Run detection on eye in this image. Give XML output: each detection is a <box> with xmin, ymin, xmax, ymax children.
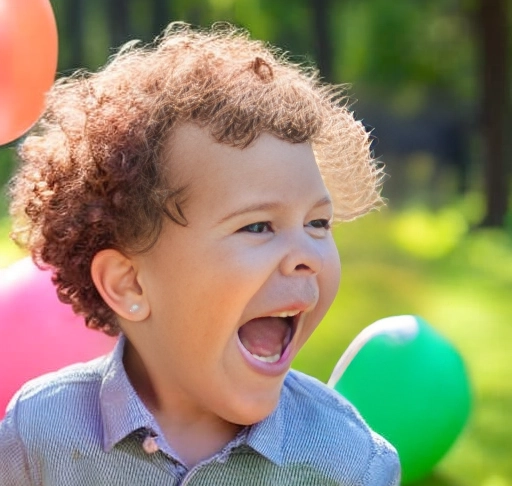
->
<box><xmin>307</xmin><ymin>219</ymin><xmax>331</xmax><ymax>230</ymax></box>
<box><xmin>238</xmin><ymin>222</ymin><xmax>273</xmax><ymax>233</ymax></box>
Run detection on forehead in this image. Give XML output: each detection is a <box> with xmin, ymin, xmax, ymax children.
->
<box><xmin>162</xmin><ymin>123</ymin><xmax>330</xmax><ymax>219</ymax></box>
<box><xmin>166</xmin><ymin>123</ymin><xmax>318</xmax><ymax>183</ymax></box>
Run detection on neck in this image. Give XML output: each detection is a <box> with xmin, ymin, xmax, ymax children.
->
<box><xmin>122</xmin><ymin>339</ymin><xmax>243</xmax><ymax>467</ymax></box>
<box><xmin>154</xmin><ymin>409</ymin><xmax>243</xmax><ymax>467</ymax></box>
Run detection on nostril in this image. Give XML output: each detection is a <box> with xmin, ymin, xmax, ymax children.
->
<box><xmin>280</xmin><ymin>238</ymin><xmax>324</xmax><ymax>276</ymax></box>
<box><xmin>295</xmin><ymin>263</ymin><xmax>311</xmax><ymax>271</ymax></box>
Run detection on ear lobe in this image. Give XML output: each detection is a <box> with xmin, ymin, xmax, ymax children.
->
<box><xmin>91</xmin><ymin>249</ymin><xmax>149</xmax><ymax>321</ymax></box>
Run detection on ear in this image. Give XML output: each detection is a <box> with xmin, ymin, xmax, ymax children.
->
<box><xmin>91</xmin><ymin>249</ymin><xmax>150</xmax><ymax>321</ymax></box>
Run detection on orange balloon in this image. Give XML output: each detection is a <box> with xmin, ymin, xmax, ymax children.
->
<box><xmin>0</xmin><ymin>0</ymin><xmax>58</xmax><ymax>145</ymax></box>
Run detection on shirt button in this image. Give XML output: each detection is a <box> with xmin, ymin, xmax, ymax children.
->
<box><xmin>142</xmin><ymin>435</ymin><xmax>159</xmax><ymax>454</ymax></box>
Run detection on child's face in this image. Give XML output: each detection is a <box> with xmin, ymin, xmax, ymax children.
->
<box><xmin>131</xmin><ymin>124</ymin><xmax>341</xmax><ymax>426</ymax></box>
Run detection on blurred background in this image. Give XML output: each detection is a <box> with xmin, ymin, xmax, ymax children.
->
<box><xmin>0</xmin><ymin>0</ymin><xmax>511</xmax><ymax>484</ymax></box>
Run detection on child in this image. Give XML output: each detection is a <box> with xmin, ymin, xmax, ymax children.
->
<box><xmin>0</xmin><ymin>23</ymin><xmax>400</xmax><ymax>485</ymax></box>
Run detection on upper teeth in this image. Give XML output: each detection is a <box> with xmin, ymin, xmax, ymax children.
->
<box><xmin>269</xmin><ymin>310</ymin><xmax>300</xmax><ymax>318</ymax></box>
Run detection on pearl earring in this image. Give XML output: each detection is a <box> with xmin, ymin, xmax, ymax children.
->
<box><xmin>129</xmin><ymin>304</ymin><xmax>141</xmax><ymax>314</ymax></box>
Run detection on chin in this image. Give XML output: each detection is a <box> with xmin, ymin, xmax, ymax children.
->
<box><xmin>223</xmin><ymin>388</ymin><xmax>282</xmax><ymax>426</ymax></box>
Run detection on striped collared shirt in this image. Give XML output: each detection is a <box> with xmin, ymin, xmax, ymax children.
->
<box><xmin>0</xmin><ymin>336</ymin><xmax>400</xmax><ymax>485</ymax></box>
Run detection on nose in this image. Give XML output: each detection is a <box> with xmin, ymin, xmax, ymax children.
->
<box><xmin>279</xmin><ymin>231</ymin><xmax>325</xmax><ymax>276</ymax></box>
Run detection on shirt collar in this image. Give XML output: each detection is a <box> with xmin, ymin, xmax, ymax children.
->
<box><xmin>99</xmin><ymin>334</ymin><xmax>286</xmax><ymax>465</ymax></box>
<box><xmin>245</xmin><ymin>393</ymin><xmax>285</xmax><ymax>466</ymax></box>
<box><xmin>100</xmin><ymin>335</ymin><xmax>158</xmax><ymax>452</ymax></box>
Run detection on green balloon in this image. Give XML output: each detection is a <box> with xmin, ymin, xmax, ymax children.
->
<box><xmin>331</xmin><ymin>316</ymin><xmax>471</xmax><ymax>484</ymax></box>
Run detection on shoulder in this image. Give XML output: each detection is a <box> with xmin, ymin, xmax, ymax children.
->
<box><xmin>4</xmin><ymin>356</ymin><xmax>108</xmax><ymax>446</ymax></box>
<box><xmin>8</xmin><ymin>355</ymin><xmax>107</xmax><ymax>409</ymax></box>
<box><xmin>0</xmin><ymin>357</ymin><xmax>110</xmax><ymax>484</ymax></box>
<box><xmin>282</xmin><ymin>368</ymin><xmax>365</xmax><ymax>421</ymax></box>
<box><xmin>279</xmin><ymin>370</ymin><xmax>400</xmax><ymax>485</ymax></box>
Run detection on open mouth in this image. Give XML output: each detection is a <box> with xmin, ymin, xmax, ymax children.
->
<box><xmin>237</xmin><ymin>311</ymin><xmax>299</xmax><ymax>364</ymax></box>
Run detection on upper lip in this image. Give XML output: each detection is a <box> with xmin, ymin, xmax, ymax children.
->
<box><xmin>268</xmin><ymin>310</ymin><xmax>301</xmax><ymax>318</ymax></box>
<box><xmin>262</xmin><ymin>301</ymin><xmax>316</xmax><ymax>318</ymax></box>
<box><xmin>239</xmin><ymin>301</ymin><xmax>315</xmax><ymax>328</ymax></box>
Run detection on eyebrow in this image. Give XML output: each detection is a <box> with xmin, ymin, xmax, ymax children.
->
<box><xmin>217</xmin><ymin>195</ymin><xmax>333</xmax><ymax>224</ymax></box>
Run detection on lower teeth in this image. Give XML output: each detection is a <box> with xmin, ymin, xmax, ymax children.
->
<box><xmin>251</xmin><ymin>353</ymin><xmax>281</xmax><ymax>363</ymax></box>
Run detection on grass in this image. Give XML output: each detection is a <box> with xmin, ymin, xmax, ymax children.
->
<box><xmin>1</xmin><ymin>200</ymin><xmax>511</xmax><ymax>485</ymax></box>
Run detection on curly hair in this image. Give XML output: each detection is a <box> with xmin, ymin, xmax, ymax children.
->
<box><xmin>9</xmin><ymin>22</ymin><xmax>384</xmax><ymax>335</ymax></box>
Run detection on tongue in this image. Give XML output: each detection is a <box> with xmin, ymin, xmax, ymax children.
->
<box><xmin>238</xmin><ymin>317</ymin><xmax>290</xmax><ymax>358</ymax></box>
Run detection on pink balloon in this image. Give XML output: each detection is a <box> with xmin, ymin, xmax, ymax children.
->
<box><xmin>0</xmin><ymin>258</ymin><xmax>115</xmax><ymax>418</ymax></box>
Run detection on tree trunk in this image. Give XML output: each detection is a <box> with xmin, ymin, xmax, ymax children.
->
<box><xmin>309</xmin><ymin>0</ymin><xmax>333</xmax><ymax>82</ymax></box>
<box><xmin>65</xmin><ymin>0</ymin><xmax>85</xmax><ymax>69</ymax></box>
<box><xmin>477</xmin><ymin>0</ymin><xmax>510</xmax><ymax>227</ymax></box>
<box><xmin>152</xmin><ymin>0</ymin><xmax>173</xmax><ymax>36</ymax></box>
<box><xmin>107</xmin><ymin>0</ymin><xmax>132</xmax><ymax>48</ymax></box>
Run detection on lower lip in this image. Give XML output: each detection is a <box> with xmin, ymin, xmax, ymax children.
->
<box><xmin>237</xmin><ymin>336</ymin><xmax>293</xmax><ymax>377</ymax></box>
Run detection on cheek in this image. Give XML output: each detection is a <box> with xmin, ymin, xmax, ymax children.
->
<box><xmin>204</xmin><ymin>244</ymin><xmax>280</xmax><ymax>296</ymax></box>
<box><xmin>299</xmin><ymin>242</ymin><xmax>341</xmax><ymax>340</ymax></box>
<box><xmin>169</xmin><ymin>253</ymin><xmax>274</xmax><ymax>336</ymax></box>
